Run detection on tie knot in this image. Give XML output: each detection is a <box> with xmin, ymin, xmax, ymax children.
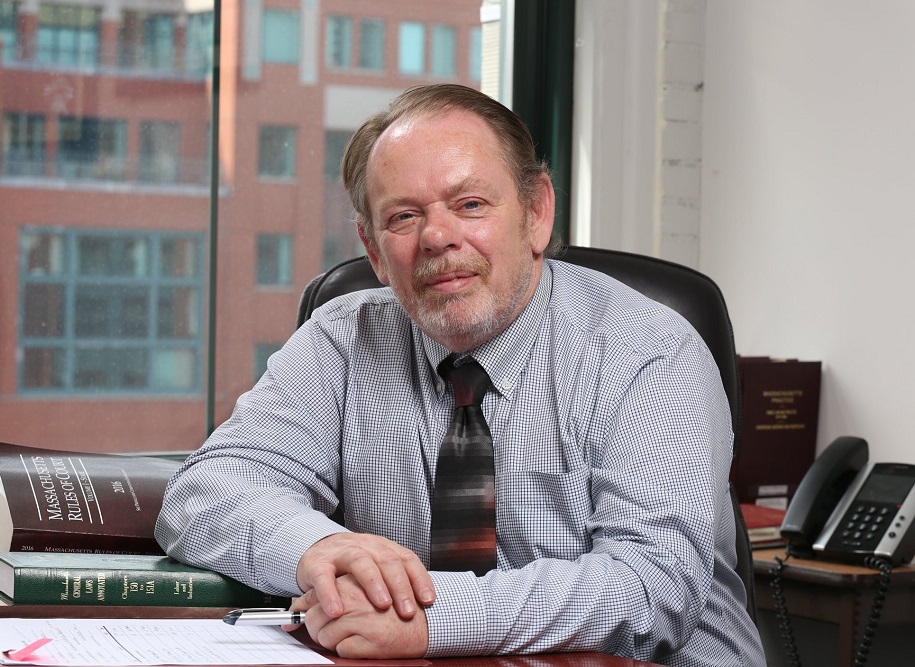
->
<box><xmin>439</xmin><ymin>357</ymin><xmax>490</xmax><ymax>407</ymax></box>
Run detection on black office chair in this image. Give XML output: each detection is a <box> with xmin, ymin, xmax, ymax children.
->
<box><xmin>297</xmin><ymin>245</ymin><xmax>757</xmax><ymax>624</ymax></box>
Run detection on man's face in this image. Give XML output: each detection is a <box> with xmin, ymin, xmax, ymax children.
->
<box><xmin>360</xmin><ymin>109</ymin><xmax>554</xmax><ymax>352</ymax></box>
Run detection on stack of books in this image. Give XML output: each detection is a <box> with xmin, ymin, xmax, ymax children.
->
<box><xmin>0</xmin><ymin>442</ymin><xmax>288</xmax><ymax>609</ymax></box>
<box><xmin>740</xmin><ymin>503</ymin><xmax>787</xmax><ymax>549</ymax></box>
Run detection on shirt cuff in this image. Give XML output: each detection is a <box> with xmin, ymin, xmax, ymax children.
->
<box><xmin>424</xmin><ymin>571</ymin><xmax>489</xmax><ymax>657</ymax></box>
<box><xmin>260</xmin><ymin>509</ymin><xmax>350</xmax><ymax>595</ymax></box>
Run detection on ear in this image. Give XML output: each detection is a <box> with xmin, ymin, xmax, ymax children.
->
<box><xmin>358</xmin><ymin>224</ymin><xmax>391</xmax><ymax>285</ymax></box>
<box><xmin>527</xmin><ymin>173</ymin><xmax>556</xmax><ymax>255</ymax></box>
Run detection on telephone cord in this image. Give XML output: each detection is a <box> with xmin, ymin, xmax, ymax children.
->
<box><xmin>769</xmin><ymin>554</ymin><xmax>803</xmax><ymax>667</ymax></box>
<box><xmin>771</xmin><ymin>551</ymin><xmax>894</xmax><ymax>667</ymax></box>
<box><xmin>853</xmin><ymin>556</ymin><xmax>892</xmax><ymax>667</ymax></box>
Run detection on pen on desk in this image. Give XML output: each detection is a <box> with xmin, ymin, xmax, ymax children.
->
<box><xmin>223</xmin><ymin>608</ymin><xmax>305</xmax><ymax>626</ymax></box>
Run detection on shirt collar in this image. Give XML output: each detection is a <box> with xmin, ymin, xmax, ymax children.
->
<box><xmin>420</xmin><ymin>261</ymin><xmax>553</xmax><ymax>397</ymax></box>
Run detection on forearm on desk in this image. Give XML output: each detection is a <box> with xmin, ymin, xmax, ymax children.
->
<box><xmin>424</xmin><ymin>543</ymin><xmax>711</xmax><ymax>660</ymax></box>
<box><xmin>155</xmin><ymin>456</ymin><xmax>348</xmax><ymax>596</ymax></box>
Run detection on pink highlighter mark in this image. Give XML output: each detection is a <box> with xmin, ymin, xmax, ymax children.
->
<box><xmin>4</xmin><ymin>637</ymin><xmax>53</xmax><ymax>662</ymax></box>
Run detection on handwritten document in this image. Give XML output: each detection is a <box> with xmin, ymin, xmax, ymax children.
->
<box><xmin>0</xmin><ymin>618</ymin><xmax>333</xmax><ymax>666</ymax></box>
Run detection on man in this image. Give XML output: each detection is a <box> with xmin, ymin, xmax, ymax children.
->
<box><xmin>155</xmin><ymin>84</ymin><xmax>765</xmax><ymax>666</ymax></box>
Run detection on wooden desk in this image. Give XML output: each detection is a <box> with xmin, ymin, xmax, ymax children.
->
<box><xmin>0</xmin><ymin>605</ymin><xmax>662</xmax><ymax>667</ymax></box>
<box><xmin>753</xmin><ymin>547</ymin><xmax>915</xmax><ymax>667</ymax></box>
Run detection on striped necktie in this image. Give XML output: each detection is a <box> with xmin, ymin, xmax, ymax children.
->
<box><xmin>429</xmin><ymin>356</ymin><xmax>497</xmax><ymax>576</ymax></box>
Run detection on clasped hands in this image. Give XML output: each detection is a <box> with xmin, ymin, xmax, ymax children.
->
<box><xmin>287</xmin><ymin>533</ymin><xmax>435</xmax><ymax>658</ymax></box>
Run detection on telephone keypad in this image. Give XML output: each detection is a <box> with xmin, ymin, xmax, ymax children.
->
<box><xmin>836</xmin><ymin>502</ymin><xmax>899</xmax><ymax>551</ymax></box>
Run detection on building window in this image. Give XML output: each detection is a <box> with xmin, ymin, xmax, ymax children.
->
<box><xmin>359</xmin><ymin>18</ymin><xmax>384</xmax><ymax>70</ymax></box>
<box><xmin>324</xmin><ymin>130</ymin><xmax>351</xmax><ymax>182</ymax></box>
<box><xmin>36</xmin><ymin>4</ymin><xmax>100</xmax><ymax>67</ymax></box>
<box><xmin>19</xmin><ymin>229</ymin><xmax>203</xmax><ymax>394</ymax></box>
<box><xmin>119</xmin><ymin>11</ymin><xmax>175</xmax><ymax>71</ymax></box>
<box><xmin>469</xmin><ymin>27</ymin><xmax>481</xmax><ymax>81</ymax></box>
<box><xmin>256</xmin><ymin>234</ymin><xmax>292</xmax><ymax>286</ymax></box>
<box><xmin>398</xmin><ymin>22</ymin><xmax>424</xmax><ymax>75</ymax></box>
<box><xmin>431</xmin><ymin>25</ymin><xmax>456</xmax><ymax>77</ymax></box>
<box><xmin>2</xmin><ymin>112</ymin><xmax>45</xmax><ymax>177</ymax></box>
<box><xmin>258</xmin><ymin>125</ymin><xmax>296</xmax><ymax>179</ymax></box>
<box><xmin>253</xmin><ymin>342</ymin><xmax>283</xmax><ymax>383</ymax></box>
<box><xmin>139</xmin><ymin>121</ymin><xmax>180</xmax><ymax>183</ymax></box>
<box><xmin>263</xmin><ymin>9</ymin><xmax>299</xmax><ymax>64</ymax></box>
<box><xmin>57</xmin><ymin>116</ymin><xmax>127</xmax><ymax>181</ymax></box>
<box><xmin>185</xmin><ymin>11</ymin><xmax>213</xmax><ymax>75</ymax></box>
<box><xmin>0</xmin><ymin>1</ymin><xmax>17</xmax><ymax>62</ymax></box>
<box><xmin>326</xmin><ymin>15</ymin><xmax>352</xmax><ymax>68</ymax></box>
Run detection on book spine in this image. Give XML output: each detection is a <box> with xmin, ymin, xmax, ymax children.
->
<box><xmin>9</xmin><ymin>530</ymin><xmax>165</xmax><ymax>556</ymax></box>
<box><xmin>9</xmin><ymin>567</ymin><xmax>288</xmax><ymax>608</ymax></box>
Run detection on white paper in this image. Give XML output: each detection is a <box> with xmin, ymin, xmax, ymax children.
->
<box><xmin>0</xmin><ymin>618</ymin><xmax>333</xmax><ymax>666</ymax></box>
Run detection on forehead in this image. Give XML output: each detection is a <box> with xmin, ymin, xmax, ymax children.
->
<box><xmin>368</xmin><ymin>109</ymin><xmax>504</xmax><ymax>173</ymax></box>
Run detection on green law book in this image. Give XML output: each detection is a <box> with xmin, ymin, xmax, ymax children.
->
<box><xmin>0</xmin><ymin>552</ymin><xmax>290</xmax><ymax>608</ymax></box>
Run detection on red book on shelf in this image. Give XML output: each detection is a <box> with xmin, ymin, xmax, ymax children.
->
<box><xmin>740</xmin><ymin>503</ymin><xmax>787</xmax><ymax>548</ymax></box>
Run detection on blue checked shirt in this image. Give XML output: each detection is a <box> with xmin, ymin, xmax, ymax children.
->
<box><xmin>155</xmin><ymin>260</ymin><xmax>765</xmax><ymax>667</ymax></box>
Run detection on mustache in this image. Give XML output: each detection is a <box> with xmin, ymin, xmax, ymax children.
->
<box><xmin>411</xmin><ymin>255</ymin><xmax>490</xmax><ymax>291</ymax></box>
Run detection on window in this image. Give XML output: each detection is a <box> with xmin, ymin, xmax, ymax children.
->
<box><xmin>324</xmin><ymin>130</ymin><xmax>352</xmax><ymax>182</ymax></box>
<box><xmin>359</xmin><ymin>19</ymin><xmax>384</xmax><ymax>70</ymax></box>
<box><xmin>253</xmin><ymin>342</ymin><xmax>283</xmax><ymax>383</ymax></box>
<box><xmin>57</xmin><ymin>117</ymin><xmax>127</xmax><ymax>181</ymax></box>
<box><xmin>2</xmin><ymin>112</ymin><xmax>45</xmax><ymax>177</ymax></box>
<box><xmin>185</xmin><ymin>11</ymin><xmax>214</xmax><ymax>75</ymax></box>
<box><xmin>326</xmin><ymin>15</ymin><xmax>352</xmax><ymax>68</ymax></box>
<box><xmin>398</xmin><ymin>22</ymin><xmax>424</xmax><ymax>75</ymax></box>
<box><xmin>20</xmin><ymin>229</ymin><xmax>203</xmax><ymax>394</ymax></box>
<box><xmin>36</xmin><ymin>4</ymin><xmax>100</xmax><ymax>67</ymax></box>
<box><xmin>0</xmin><ymin>1</ymin><xmax>17</xmax><ymax>62</ymax></box>
<box><xmin>256</xmin><ymin>234</ymin><xmax>292</xmax><ymax>286</ymax></box>
<box><xmin>263</xmin><ymin>9</ymin><xmax>299</xmax><ymax>64</ymax></box>
<box><xmin>119</xmin><ymin>12</ymin><xmax>175</xmax><ymax>71</ymax></box>
<box><xmin>139</xmin><ymin>121</ymin><xmax>180</xmax><ymax>183</ymax></box>
<box><xmin>3</xmin><ymin>0</ymin><xmax>496</xmax><ymax>453</ymax></box>
<box><xmin>258</xmin><ymin>125</ymin><xmax>296</xmax><ymax>179</ymax></box>
<box><xmin>469</xmin><ymin>27</ymin><xmax>482</xmax><ymax>81</ymax></box>
<box><xmin>430</xmin><ymin>25</ymin><xmax>456</xmax><ymax>77</ymax></box>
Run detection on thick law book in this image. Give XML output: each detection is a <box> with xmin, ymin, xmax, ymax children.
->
<box><xmin>730</xmin><ymin>357</ymin><xmax>822</xmax><ymax>509</ymax></box>
<box><xmin>0</xmin><ymin>552</ymin><xmax>289</xmax><ymax>608</ymax></box>
<box><xmin>0</xmin><ymin>442</ymin><xmax>181</xmax><ymax>555</ymax></box>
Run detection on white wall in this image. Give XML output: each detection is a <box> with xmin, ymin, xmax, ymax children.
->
<box><xmin>700</xmin><ymin>1</ymin><xmax>915</xmax><ymax>463</ymax></box>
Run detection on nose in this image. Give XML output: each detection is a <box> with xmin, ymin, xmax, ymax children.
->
<box><xmin>419</xmin><ymin>206</ymin><xmax>462</xmax><ymax>254</ymax></box>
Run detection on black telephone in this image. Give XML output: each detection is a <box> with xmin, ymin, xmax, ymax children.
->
<box><xmin>772</xmin><ymin>437</ymin><xmax>915</xmax><ymax>666</ymax></box>
<box><xmin>781</xmin><ymin>435</ymin><xmax>915</xmax><ymax>565</ymax></box>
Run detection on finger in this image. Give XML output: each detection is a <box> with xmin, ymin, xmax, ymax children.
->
<box><xmin>345</xmin><ymin>551</ymin><xmax>393</xmax><ymax>610</ymax></box>
<box><xmin>376</xmin><ymin>555</ymin><xmax>418</xmax><ymax>617</ymax></box>
<box><xmin>308</xmin><ymin>609</ymin><xmax>363</xmax><ymax>655</ymax></box>
<box><xmin>308</xmin><ymin>568</ymin><xmax>345</xmax><ymax>618</ymax></box>
<box><xmin>303</xmin><ymin>604</ymin><xmax>334</xmax><ymax>650</ymax></box>
<box><xmin>299</xmin><ymin>588</ymin><xmax>320</xmax><ymax>611</ymax></box>
<box><xmin>334</xmin><ymin>635</ymin><xmax>376</xmax><ymax>660</ymax></box>
<box><xmin>282</xmin><ymin>590</ymin><xmax>317</xmax><ymax>631</ymax></box>
<box><xmin>403</xmin><ymin>555</ymin><xmax>436</xmax><ymax>606</ymax></box>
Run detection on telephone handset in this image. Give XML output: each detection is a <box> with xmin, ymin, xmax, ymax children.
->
<box><xmin>780</xmin><ymin>435</ymin><xmax>915</xmax><ymax>565</ymax></box>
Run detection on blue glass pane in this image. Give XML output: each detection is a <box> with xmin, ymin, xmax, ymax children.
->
<box><xmin>263</xmin><ymin>10</ymin><xmax>299</xmax><ymax>64</ymax></box>
<box><xmin>398</xmin><ymin>22</ymin><xmax>424</xmax><ymax>74</ymax></box>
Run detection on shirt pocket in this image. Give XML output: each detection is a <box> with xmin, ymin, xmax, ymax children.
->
<box><xmin>497</xmin><ymin>466</ymin><xmax>592</xmax><ymax>562</ymax></box>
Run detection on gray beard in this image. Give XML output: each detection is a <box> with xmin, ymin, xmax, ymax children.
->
<box><xmin>386</xmin><ymin>251</ymin><xmax>534</xmax><ymax>351</ymax></box>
